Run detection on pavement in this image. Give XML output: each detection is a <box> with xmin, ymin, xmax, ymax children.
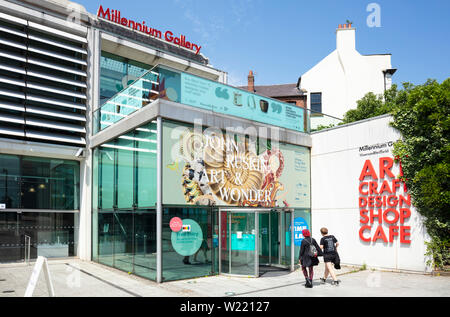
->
<box><xmin>0</xmin><ymin>258</ymin><xmax>449</xmax><ymax>297</ymax></box>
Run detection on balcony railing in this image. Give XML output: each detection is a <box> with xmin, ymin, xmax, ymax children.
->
<box><xmin>94</xmin><ymin>65</ymin><xmax>343</xmax><ymax>135</ymax></box>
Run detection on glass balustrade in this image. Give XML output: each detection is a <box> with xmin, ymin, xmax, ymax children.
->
<box><xmin>94</xmin><ymin>65</ymin><xmax>319</xmax><ymax>134</ymax></box>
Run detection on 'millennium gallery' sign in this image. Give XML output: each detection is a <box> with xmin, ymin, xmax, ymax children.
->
<box><xmin>97</xmin><ymin>5</ymin><xmax>202</xmax><ymax>55</ymax></box>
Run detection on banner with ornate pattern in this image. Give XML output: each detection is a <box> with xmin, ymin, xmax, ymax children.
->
<box><xmin>163</xmin><ymin>121</ymin><xmax>310</xmax><ymax>208</ymax></box>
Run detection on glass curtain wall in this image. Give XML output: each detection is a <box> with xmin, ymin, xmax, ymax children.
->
<box><xmin>162</xmin><ymin>207</ymin><xmax>216</xmax><ymax>282</ymax></box>
<box><xmin>92</xmin><ymin>121</ymin><xmax>157</xmax><ymax>280</ymax></box>
<box><xmin>0</xmin><ymin>154</ymin><xmax>80</xmax><ymax>210</ymax></box>
<box><xmin>0</xmin><ymin>212</ymin><xmax>76</xmax><ymax>262</ymax></box>
<box><xmin>0</xmin><ymin>154</ymin><xmax>79</xmax><ymax>263</ymax></box>
<box><xmin>100</xmin><ymin>52</ymin><xmax>152</xmax><ymax>106</ymax></box>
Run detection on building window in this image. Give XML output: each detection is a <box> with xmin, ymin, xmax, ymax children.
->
<box><xmin>100</xmin><ymin>51</ymin><xmax>152</xmax><ymax>106</ymax></box>
<box><xmin>310</xmin><ymin>93</ymin><xmax>322</xmax><ymax>115</ymax></box>
<box><xmin>0</xmin><ymin>154</ymin><xmax>80</xmax><ymax>210</ymax></box>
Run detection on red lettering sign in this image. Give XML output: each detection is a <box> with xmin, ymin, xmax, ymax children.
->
<box><xmin>97</xmin><ymin>5</ymin><xmax>202</xmax><ymax>55</ymax></box>
<box><xmin>358</xmin><ymin>157</ymin><xmax>412</xmax><ymax>245</ymax></box>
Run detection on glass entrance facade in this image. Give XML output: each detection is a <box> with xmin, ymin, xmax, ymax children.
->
<box><xmin>92</xmin><ymin>120</ymin><xmax>158</xmax><ymax>279</ymax></box>
<box><xmin>0</xmin><ymin>154</ymin><xmax>79</xmax><ymax>262</ymax></box>
<box><xmin>92</xmin><ymin>62</ymin><xmax>311</xmax><ymax>282</ymax></box>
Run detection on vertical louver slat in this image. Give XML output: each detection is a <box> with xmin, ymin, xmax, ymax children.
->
<box><xmin>0</xmin><ymin>12</ymin><xmax>87</xmax><ymax>147</ymax></box>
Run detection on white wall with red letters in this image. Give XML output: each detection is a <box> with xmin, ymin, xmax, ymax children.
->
<box><xmin>311</xmin><ymin>114</ymin><xmax>431</xmax><ymax>272</ymax></box>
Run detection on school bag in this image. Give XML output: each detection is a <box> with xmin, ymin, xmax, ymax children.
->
<box><xmin>304</xmin><ymin>238</ymin><xmax>318</xmax><ymax>257</ymax></box>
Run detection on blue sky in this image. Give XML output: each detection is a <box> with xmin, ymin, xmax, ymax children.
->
<box><xmin>77</xmin><ymin>0</ymin><xmax>450</xmax><ymax>87</ymax></box>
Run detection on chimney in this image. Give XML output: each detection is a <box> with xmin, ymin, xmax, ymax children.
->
<box><xmin>336</xmin><ymin>23</ymin><xmax>355</xmax><ymax>52</ymax></box>
<box><xmin>248</xmin><ymin>70</ymin><xmax>255</xmax><ymax>92</ymax></box>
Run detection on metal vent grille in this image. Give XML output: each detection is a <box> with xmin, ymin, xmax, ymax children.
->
<box><xmin>0</xmin><ymin>12</ymin><xmax>87</xmax><ymax>147</ymax></box>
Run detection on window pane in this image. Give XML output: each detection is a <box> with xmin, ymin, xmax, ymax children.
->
<box><xmin>100</xmin><ymin>51</ymin><xmax>152</xmax><ymax>106</ymax></box>
<box><xmin>0</xmin><ymin>154</ymin><xmax>21</xmax><ymax>209</ymax></box>
<box><xmin>116</xmin><ymin>137</ymin><xmax>135</xmax><ymax>209</ymax></box>
<box><xmin>133</xmin><ymin>210</ymin><xmax>157</xmax><ymax>280</ymax></box>
<box><xmin>100</xmin><ymin>52</ymin><xmax>127</xmax><ymax>105</ymax></box>
<box><xmin>99</xmin><ymin>147</ymin><xmax>115</xmax><ymax>210</ymax></box>
<box><xmin>310</xmin><ymin>93</ymin><xmax>322</xmax><ymax>114</ymax></box>
<box><xmin>0</xmin><ymin>212</ymin><xmax>20</xmax><ymax>262</ymax></box>
<box><xmin>21</xmin><ymin>157</ymin><xmax>79</xmax><ymax>210</ymax></box>
<box><xmin>310</xmin><ymin>93</ymin><xmax>321</xmax><ymax>104</ymax></box>
<box><xmin>98</xmin><ymin>212</ymin><xmax>114</xmax><ymax>266</ymax></box>
<box><xmin>163</xmin><ymin>207</ymin><xmax>213</xmax><ymax>281</ymax></box>
<box><xmin>113</xmin><ymin>212</ymin><xmax>134</xmax><ymax>273</ymax></box>
<box><xmin>135</xmin><ymin>122</ymin><xmax>157</xmax><ymax>207</ymax></box>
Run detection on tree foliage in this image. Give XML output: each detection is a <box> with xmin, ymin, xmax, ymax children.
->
<box><xmin>391</xmin><ymin>79</ymin><xmax>450</xmax><ymax>269</ymax></box>
<box><xmin>342</xmin><ymin>84</ymin><xmax>410</xmax><ymax>124</ymax></box>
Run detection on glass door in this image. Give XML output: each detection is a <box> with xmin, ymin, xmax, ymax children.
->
<box><xmin>258</xmin><ymin>209</ymin><xmax>293</xmax><ymax>271</ymax></box>
<box><xmin>220</xmin><ymin>209</ymin><xmax>258</xmax><ymax>277</ymax></box>
<box><xmin>280</xmin><ymin>210</ymin><xmax>293</xmax><ymax>268</ymax></box>
<box><xmin>258</xmin><ymin>211</ymin><xmax>279</xmax><ymax>266</ymax></box>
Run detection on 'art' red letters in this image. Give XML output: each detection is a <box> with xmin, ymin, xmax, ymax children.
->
<box><xmin>358</xmin><ymin>157</ymin><xmax>411</xmax><ymax>244</ymax></box>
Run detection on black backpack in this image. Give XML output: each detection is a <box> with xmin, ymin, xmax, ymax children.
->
<box><xmin>304</xmin><ymin>238</ymin><xmax>318</xmax><ymax>257</ymax></box>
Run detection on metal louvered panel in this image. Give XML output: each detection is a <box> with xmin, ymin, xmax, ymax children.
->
<box><xmin>0</xmin><ymin>12</ymin><xmax>87</xmax><ymax>148</ymax></box>
<box><xmin>0</xmin><ymin>112</ymin><xmax>24</xmax><ymax>124</ymax></box>
<box><xmin>0</xmin><ymin>100</ymin><xmax>85</xmax><ymax>122</ymax></box>
<box><xmin>0</xmin><ymin>100</ymin><xmax>25</xmax><ymax>112</ymax></box>
<box><xmin>0</xmin><ymin>23</ymin><xmax>26</xmax><ymax>37</ymax></box>
<box><xmin>1</xmin><ymin>63</ymin><xmax>87</xmax><ymax>88</ymax></box>
<box><xmin>0</xmin><ymin>87</ymin><xmax>24</xmax><ymax>99</ymax></box>
<box><xmin>0</xmin><ymin>63</ymin><xmax>26</xmax><ymax>75</ymax></box>
<box><xmin>0</xmin><ymin>75</ymin><xmax>25</xmax><ymax>87</ymax></box>
<box><xmin>26</xmin><ymin>117</ymin><xmax>86</xmax><ymax>133</ymax></box>
<box><xmin>26</xmin><ymin>130</ymin><xmax>86</xmax><ymax>145</ymax></box>
<box><xmin>0</xmin><ymin>126</ymin><xmax>25</xmax><ymax>137</ymax></box>
<box><xmin>28</xmin><ymin>45</ymin><xmax>87</xmax><ymax>66</ymax></box>
<box><xmin>27</xmin><ymin>56</ymin><xmax>87</xmax><ymax>77</ymax></box>
<box><xmin>0</xmin><ymin>37</ymin><xmax>26</xmax><ymax>50</ymax></box>
<box><xmin>0</xmin><ymin>12</ymin><xmax>27</xmax><ymax>26</ymax></box>
<box><xmin>0</xmin><ymin>22</ymin><xmax>87</xmax><ymax>54</ymax></box>
<box><xmin>28</xmin><ymin>34</ymin><xmax>87</xmax><ymax>55</ymax></box>
<box><xmin>26</xmin><ymin>105</ymin><xmax>86</xmax><ymax>122</ymax></box>
<box><xmin>27</xmin><ymin>21</ymin><xmax>87</xmax><ymax>44</ymax></box>
<box><xmin>26</xmin><ymin>81</ymin><xmax>86</xmax><ymax>99</ymax></box>
<box><xmin>26</xmin><ymin>93</ymin><xmax>86</xmax><ymax>111</ymax></box>
<box><xmin>0</xmin><ymin>87</ymin><xmax>86</xmax><ymax>110</ymax></box>
<box><xmin>0</xmin><ymin>36</ymin><xmax>87</xmax><ymax>66</ymax></box>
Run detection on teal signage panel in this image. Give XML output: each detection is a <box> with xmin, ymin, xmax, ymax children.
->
<box><xmin>179</xmin><ymin>73</ymin><xmax>304</xmax><ymax>132</ymax></box>
<box><xmin>171</xmin><ymin>219</ymin><xmax>203</xmax><ymax>256</ymax></box>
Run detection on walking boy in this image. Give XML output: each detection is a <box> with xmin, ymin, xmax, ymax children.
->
<box><xmin>319</xmin><ymin>227</ymin><xmax>340</xmax><ymax>286</ymax></box>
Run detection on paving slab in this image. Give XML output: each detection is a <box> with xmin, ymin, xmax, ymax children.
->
<box><xmin>0</xmin><ymin>259</ymin><xmax>448</xmax><ymax>297</ymax></box>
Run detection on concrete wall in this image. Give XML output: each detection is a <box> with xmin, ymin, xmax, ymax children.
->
<box><xmin>311</xmin><ymin>115</ymin><xmax>431</xmax><ymax>272</ymax></box>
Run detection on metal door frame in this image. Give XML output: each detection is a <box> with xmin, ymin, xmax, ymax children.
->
<box><xmin>218</xmin><ymin>208</ymin><xmax>295</xmax><ymax>277</ymax></box>
<box><xmin>219</xmin><ymin>208</ymin><xmax>270</xmax><ymax>277</ymax></box>
<box><xmin>257</xmin><ymin>209</ymin><xmax>294</xmax><ymax>271</ymax></box>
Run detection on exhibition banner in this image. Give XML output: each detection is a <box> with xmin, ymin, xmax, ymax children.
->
<box><xmin>163</xmin><ymin>121</ymin><xmax>311</xmax><ymax>208</ymax></box>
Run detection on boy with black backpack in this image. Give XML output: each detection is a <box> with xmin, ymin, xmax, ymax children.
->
<box><xmin>298</xmin><ymin>229</ymin><xmax>322</xmax><ymax>288</ymax></box>
<box><xmin>319</xmin><ymin>227</ymin><xmax>340</xmax><ymax>286</ymax></box>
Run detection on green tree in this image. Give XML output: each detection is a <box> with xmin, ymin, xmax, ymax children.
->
<box><xmin>341</xmin><ymin>84</ymin><xmax>416</xmax><ymax>124</ymax></box>
<box><xmin>391</xmin><ymin>79</ymin><xmax>450</xmax><ymax>270</ymax></box>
